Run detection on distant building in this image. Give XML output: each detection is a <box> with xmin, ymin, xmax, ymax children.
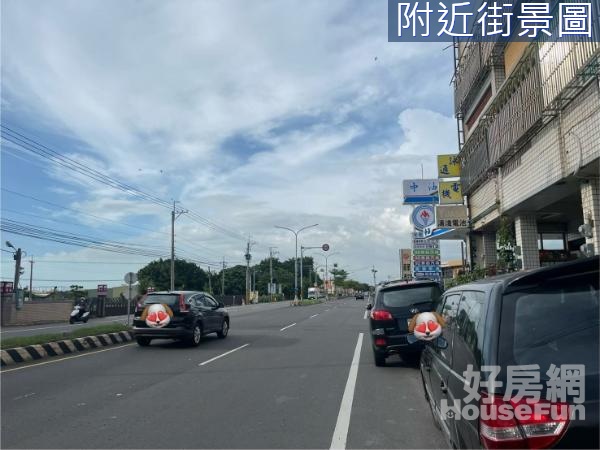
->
<box><xmin>454</xmin><ymin>20</ymin><xmax>599</xmax><ymax>270</ymax></box>
<box><xmin>441</xmin><ymin>259</ymin><xmax>465</xmax><ymax>280</ymax></box>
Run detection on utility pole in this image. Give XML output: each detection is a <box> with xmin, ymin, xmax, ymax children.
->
<box><xmin>29</xmin><ymin>256</ymin><xmax>34</xmax><ymax>301</ymax></box>
<box><xmin>221</xmin><ymin>258</ymin><xmax>226</xmax><ymax>297</ymax></box>
<box><xmin>170</xmin><ymin>200</ymin><xmax>188</xmax><ymax>291</ymax></box>
<box><xmin>14</xmin><ymin>247</ymin><xmax>22</xmax><ymax>304</ymax></box>
<box><xmin>244</xmin><ymin>239</ymin><xmax>253</xmax><ymax>305</ymax></box>
<box><xmin>208</xmin><ymin>266</ymin><xmax>212</xmax><ymax>293</ymax></box>
<box><xmin>269</xmin><ymin>247</ymin><xmax>277</xmax><ymax>302</ymax></box>
<box><xmin>372</xmin><ymin>266</ymin><xmax>378</xmax><ymax>291</ymax></box>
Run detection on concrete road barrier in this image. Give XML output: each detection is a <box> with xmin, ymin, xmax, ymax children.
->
<box><xmin>0</xmin><ymin>331</ymin><xmax>133</xmax><ymax>367</ymax></box>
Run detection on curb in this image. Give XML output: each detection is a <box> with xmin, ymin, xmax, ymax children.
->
<box><xmin>0</xmin><ymin>331</ymin><xmax>134</xmax><ymax>367</ymax></box>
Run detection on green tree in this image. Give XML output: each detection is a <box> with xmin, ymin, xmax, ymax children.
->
<box><xmin>497</xmin><ymin>216</ymin><xmax>516</xmax><ymax>273</ymax></box>
<box><xmin>137</xmin><ymin>259</ymin><xmax>207</xmax><ymax>292</ymax></box>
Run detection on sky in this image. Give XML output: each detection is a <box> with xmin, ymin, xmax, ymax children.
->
<box><xmin>0</xmin><ymin>0</ymin><xmax>462</xmax><ymax>290</ymax></box>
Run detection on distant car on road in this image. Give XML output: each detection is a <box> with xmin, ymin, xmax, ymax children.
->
<box><xmin>367</xmin><ymin>279</ymin><xmax>442</xmax><ymax>366</ymax></box>
<box><xmin>420</xmin><ymin>257</ymin><xmax>599</xmax><ymax>449</ymax></box>
<box><xmin>132</xmin><ymin>291</ymin><xmax>229</xmax><ymax>347</ymax></box>
<box><xmin>355</xmin><ymin>292</ymin><xmax>364</xmax><ymax>300</ymax></box>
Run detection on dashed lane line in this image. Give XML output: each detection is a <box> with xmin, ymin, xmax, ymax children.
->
<box><xmin>199</xmin><ymin>344</ymin><xmax>250</xmax><ymax>366</ymax></box>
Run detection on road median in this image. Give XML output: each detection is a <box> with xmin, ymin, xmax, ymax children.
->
<box><xmin>1</xmin><ymin>323</ymin><xmax>133</xmax><ymax>367</ymax></box>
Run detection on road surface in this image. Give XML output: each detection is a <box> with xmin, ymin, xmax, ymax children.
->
<box><xmin>1</xmin><ymin>298</ymin><xmax>445</xmax><ymax>449</ymax></box>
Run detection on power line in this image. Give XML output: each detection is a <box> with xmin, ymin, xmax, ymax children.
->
<box><xmin>1</xmin><ymin>188</ymin><xmax>224</xmax><ymax>259</ymax></box>
<box><xmin>2</xmin><ymin>125</ymin><xmax>249</xmax><ymax>242</ymax></box>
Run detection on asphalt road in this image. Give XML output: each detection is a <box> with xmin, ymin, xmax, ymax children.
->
<box><xmin>0</xmin><ymin>303</ymin><xmax>289</xmax><ymax>338</ymax></box>
<box><xmin>1</xmin><ymin>298</ymin><xmax>446</xmax><ymax>449</ymax></box>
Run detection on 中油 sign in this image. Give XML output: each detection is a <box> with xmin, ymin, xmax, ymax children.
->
<box><xmin>403</xmin><ymin>179</ymin><xmax>439</xmax><ymax>204</ymax></box>
<box><xmin>411</xmin><ymin>205</ymin><xmax>435</xmax><ymax>230</ymax></box>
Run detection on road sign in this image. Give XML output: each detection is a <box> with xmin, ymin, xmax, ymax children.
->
<box><xmin>1</xmin><ymin>281</ymin><xmax>14</xmax><ymax>294</ymax></box>
<box><xmin>437</xmin><ymin>154</ymin><xmax>461</xmax><ymax>178</ymax></box>
<box><xmin>439</xmin><ymin>181</ymin><xmax>463</xmax><ymax>204</ymax></box>
<box><xmin>403</xmin><ymin>179</ymin><xmax>439</xmax><ymax>205</ymax></box>
<box><xmin>124</xmin><ymin>272</ymin><xmax>138</xmax><ymax>284</ymax></box>
<box><xmin>97</xmin><ymin>284</ymin><xmax>108</xmax><ymax>297</ymax></box>
<box><xmin>322</xmin><ymin>244</ymin><xmax>330</xmax><ymax>251</ymax></box>
<box><xmin>411</xmin><ymin>205</ymin><xmax>435</xmax><ymax>230</ymax></box>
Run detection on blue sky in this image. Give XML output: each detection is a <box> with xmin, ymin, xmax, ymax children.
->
<box><xmin>1</xmin><ymin>0</ymin><xmax>461</xmax><ymax>289</ymax></box>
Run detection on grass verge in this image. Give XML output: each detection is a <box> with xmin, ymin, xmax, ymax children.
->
<box><xmin>1</xmin><ymin>323</ymin><xmax>131</xmax><ymax>350</ymax></box>
<box><xmin>297</xmin><ymin>299</ymin><xmax>323</xmax><ymax>306</ymax></box>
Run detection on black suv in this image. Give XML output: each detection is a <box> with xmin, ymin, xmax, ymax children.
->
<box><xmin>132</xmin><ymin>291</ymin><xmax>230</xmax><ymax>347</ymax></box>
<box><xmin>367</xmin><ymin>279</ymin><xmax>442</xmax><ymax>366</ymax></box>
<box><xmin>355</xmin><ymin>292</ymin><xmax>364</xmax><ymax>300</ymax></box>
<box><xmin>420</xmin><ymin>257</ymin><xmax>599</xmax><ymax>449</ymax></box>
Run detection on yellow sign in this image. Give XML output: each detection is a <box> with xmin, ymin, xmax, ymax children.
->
<box><xmin>437</xmin><ymin>154</ymin><xmax>460</xmax><ymax>178</ymax></box>
<box><xmin>439</xmin><ymin>181</ymin><xmax>463</xmax><ymax>204</ymax></box>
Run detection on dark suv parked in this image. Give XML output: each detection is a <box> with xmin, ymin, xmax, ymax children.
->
<box><xmin>367</xmin><ymin>279</ymin><xmax>442</xmax><ymax>366</ymax></box>
<box><xmin>420</xmin><ymin>257</ymin><xmax>599</xmax><ymax>449</ymax></box>
<box><xmin>132</xmin><ymin>291</ymin><xmax>229</xmax><ymax>347</ymax></box>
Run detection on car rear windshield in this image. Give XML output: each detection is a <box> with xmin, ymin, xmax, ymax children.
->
<box><xmin>143</xmin><ymin>294</ymin><xmax>181</xmax><ymax>306</ymax></box>
<box><xmin>499</xmin><ymin>270</ymin><xmax>599</xmax><ymax>378</ymax></box>
<box><xmin>380</xmin><ymin>285</ymin><xmax>441</xmax><ymax>308</ymax></box>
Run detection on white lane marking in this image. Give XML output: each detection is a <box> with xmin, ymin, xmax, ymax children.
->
<box><xmin>1</xmin><ymin>343</ymin><xmax>135</xmax><ymax>373</ymax></box>
<box><xmin>199</xmin><ymin>343</ymin><xmax>249</xmax><ymax>366</ymax></box>
<box><xmin>330</xmin><ymin>333</ymin><xmax>364</xmax><ymax>450</ymax></box>
<box><xmin>280</xmin><ymin>323</ymin><xmax>297</xmax><ymax>331</ymax></box>
<box><xmin>310</xmin><ymin>314</ymin><xmax>319</xmax><ymax>318</ymax></box>
<box><xmin>325</xmin><ymin>309</ymin><xmax>330</xmax><ymax>312</ymax></box>
<box><xmin>363</xmin><ymin>310</ymin><xmax>368</xmax><ymax>320</ymax></box>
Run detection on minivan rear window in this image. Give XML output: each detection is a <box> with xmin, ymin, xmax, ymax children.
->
<box><xmin>380</xmin><ymin>285</ymin><xmax>441</xmax><ymax>308</ymax></box>
<box><xmin>143</xmin><ymin>294</ymin><xmax>181</xmax><ymax>306</ymax></box>
<box><xmin>499</xmin><ymin>272</ymin><xmax>599</xmax><ymax>377</ymax></box>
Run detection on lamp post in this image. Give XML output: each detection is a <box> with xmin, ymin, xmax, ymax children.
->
<box><xmin>300</xmin><ymin>244</ymin><xmax>329</xmax><ymax>300</ymax></box>
<box><xmin>274</xmin><ymin>224</ymin><xmax>318</xmax><ymax>303</ymax></box>
<box><xmin>322</xmin><ymin>252</ymin><xmax>339</xmax><ymax>301</ymax></box>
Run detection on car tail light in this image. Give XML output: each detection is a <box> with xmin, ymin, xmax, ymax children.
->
<box><xmin>374</xmin><ymin>338</ymin><xmax>386</xmax><ymax>346</ymax></box>
<box><xmin>479</xmin><ymin>392</ymin><xmax>570</xmax><ymax>449</ymax></box>
<box><xmin>179</xmin><ymin>294</ymin><xmax>188</xmax><ymax>312</ymax></box>
<box><xmin>370</xmin><ymin>310</ymin><xmax>393</xmax><ymax>321</ymax></box>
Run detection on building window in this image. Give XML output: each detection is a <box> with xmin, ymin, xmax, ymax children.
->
<box><xmin>538</xmin><ymin>233</ymin><xmax>566</xmax><ymax>251</ymax></box>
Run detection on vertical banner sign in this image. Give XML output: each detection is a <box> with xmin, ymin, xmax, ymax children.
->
<box><xmin>400</xmin><ymin>249</ymin><xmax>412</xmax><ymax>279</ymax></box>
<box><xmin>437</xmin><ymin>154</ymin><xmax>461</xmax><ymax>178</ymax></box>
<box><xmin>439</xmin><ymin>181</ymin><xmax>463</xmax><ymax>204</ymax></box>
<box><xmin>412</xmin><ymin>230</ymin><xmax>441</xmax><ymax>281</ymax></box>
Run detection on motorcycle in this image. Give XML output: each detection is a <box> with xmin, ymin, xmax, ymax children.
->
<box><xmin>69</xmin><ymin>301</ymin><xmax>90</xmax><ymax>324</ymax></box>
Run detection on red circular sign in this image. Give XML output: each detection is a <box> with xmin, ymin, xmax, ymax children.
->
<box><xmin>322</xmin><ymin>244</ymin><xmax>330</xmax><ymax>251</ymax></box>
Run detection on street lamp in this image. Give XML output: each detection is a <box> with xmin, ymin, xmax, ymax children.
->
<box><xmin>322</xmin><ymin>252</ymin><xmax>339</xmax><ymax>300</ymax></box>
<box><xmin>300</xmin><ymin>244</ymin><xmax>329</xmax><ymax>300</ymax></box>
<box><xmin>274</xmin><ymin>224</ymin><xmax>318</xmax><ymax>302</ymax></box>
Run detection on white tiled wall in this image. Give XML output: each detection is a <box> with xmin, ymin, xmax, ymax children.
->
<box><xmin>482</xmin><ymin>232</ymin><xmax>497</xmax><ymax>266</ymax></box>
<box><xmin>469</xmin><ymin>176</ymin><xmax>497</xmax><ymax>219</ymax></box>
<box><xmin>563</xmin><ymin>82</ymin><xmax>600</xmax><ymax>174</ymax></box>
<box><xmin>580</xmin><ymin>178</ymin><xmax>600</xmax><ymax>254</ymax></box>
<box><xmin>501</xmin><ymin>119</ymin><xmax>562</xmax><ymax>210</ymax></box>
<box><xmin>515</xmin><ymin>215</ymin><xmax>540</xmax><ymax>269</ymax></box>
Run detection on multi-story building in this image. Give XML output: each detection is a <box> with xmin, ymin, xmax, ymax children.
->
<box><xmin>455</xmin><ymin>5</ymin><xmax>600</xmax><ymax>270</ymax></box>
